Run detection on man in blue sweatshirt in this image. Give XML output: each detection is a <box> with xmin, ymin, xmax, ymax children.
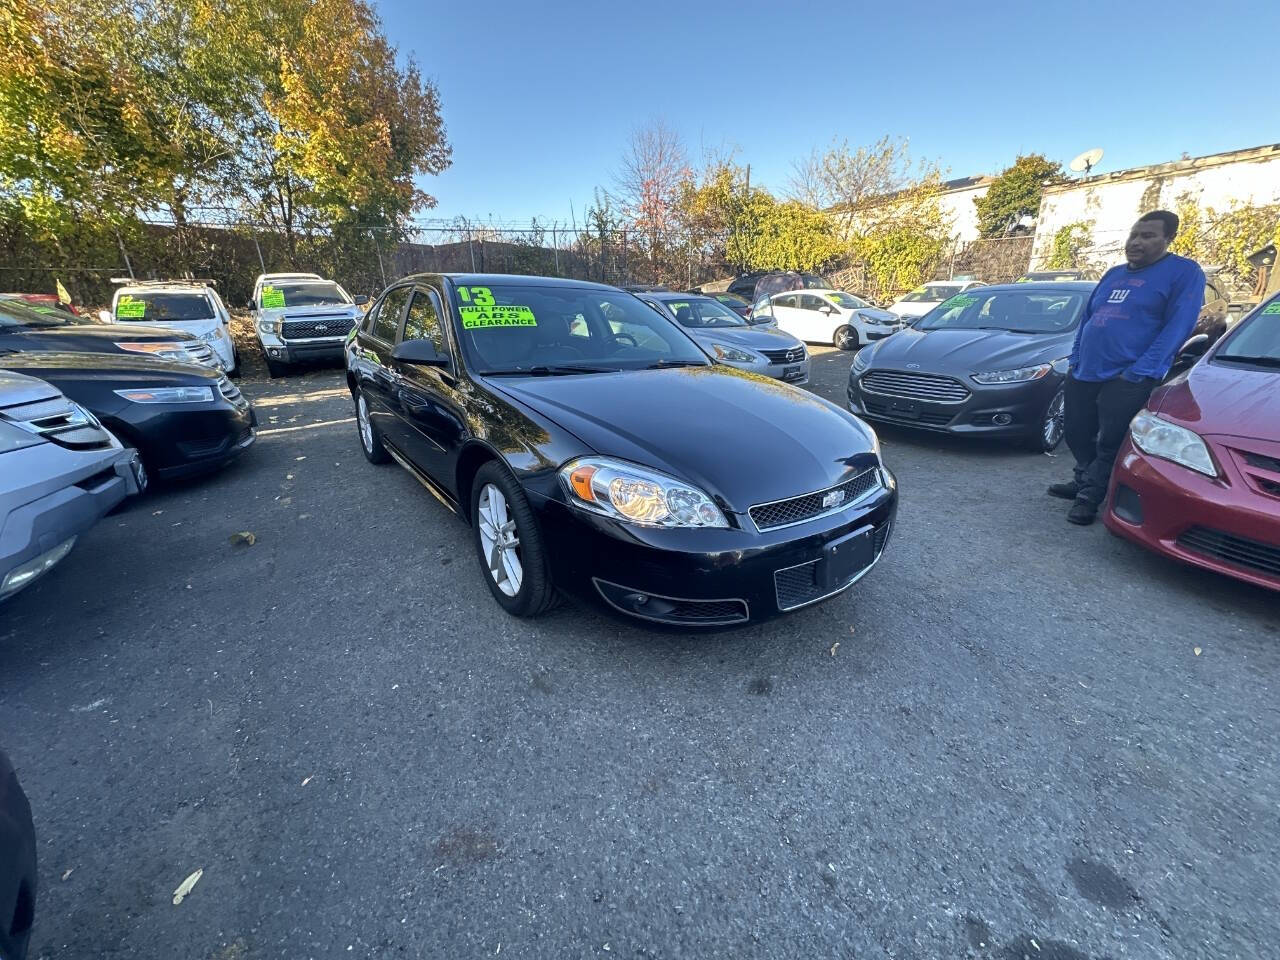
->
<box><xmin>1049</xmin><ymin>209</ymin><xmax>1204</xmax><ymax>525</ymax></box>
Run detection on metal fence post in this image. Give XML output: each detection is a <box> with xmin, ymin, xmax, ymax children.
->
<box><xmin>552</xmin><ymin>227</ymin><xmax>559</xmax><ymax>274</ymax></box>
<box><xmin>370</xmin><ymin>230</ymin><xmax>387</xmax><ymax>288</ymax></box>
<box><xmin>252</xmin><ymin>235</ymin><xmax>266</xmax><ymax>272</ymax></box>
<box><xmin>115</xmin><ymin>230</ymin><xmax>135</xmax><ymax>279</ymax></box>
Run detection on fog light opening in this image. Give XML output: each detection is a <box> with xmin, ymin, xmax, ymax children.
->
<box><xmin>269</xmin><ymin>348</ymin><xmax>282</xmax><ymax>358</ymax></box>
<box><xmin>992</xmin><ymin>413</ymin><xmax>1013</xmax><ymax>426</ymax></box>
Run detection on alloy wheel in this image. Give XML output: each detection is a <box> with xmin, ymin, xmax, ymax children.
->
<box><xmin>835</xmin><ymin>325</ymin><xmax>856</xmax><ymax>350</ymax></box>
<box><xmin>1043</xmin><ymin>390</ymin><xmax>1065</xmax><ymax>450</ymax></box>
<box><xmin>358</xmin><ymin>394</ymin><xmax>374</xmax><ymax>452</ymax></box>
<box><xmin>477</xmin><ymin>483</ymin><xmax>523</xmax><ymax>597</ymax></box>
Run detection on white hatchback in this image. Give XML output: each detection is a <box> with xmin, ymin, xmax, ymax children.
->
<box><xmin>107</xmin><ymin>281</ymin><xmax>238</xmax><ymax>374</ymax></box>
<box><xmin>888</xmin><ymin>280</ymin><xmax>986</xmax><ymax>322</ymax></box>
<box><xmin>752</xmin><ymin>289</ymin><xmax>905</xmax><ymax>350</ymax></box>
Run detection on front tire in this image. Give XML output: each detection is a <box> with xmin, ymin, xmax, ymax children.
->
<box><xmin>354</xmin><ymin>388</ymin><xmax>390</xmax><ymax>463</ymax></box>
<box><xmin>834</xmin><ymin>325</ymin><xmax>859</xmax><ymax>351</ymax></box>
<box><xmin>1027</xmin><ymin>387</ymin><xmax>1066</xmax><ymax>453</ymax></box>
<box><xmin>470</xmin><ymin>462</ymin><xmax>557</xmax><ymax>618</ymax></box>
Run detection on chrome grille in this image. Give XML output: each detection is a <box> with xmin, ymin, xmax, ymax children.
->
<box><xmin>1</xmin><ymin>396</ymin><xmax>111</xmax><ymax>450</ymax></box>
<box><xmin>182</xmin><ymin>342</ymin><xmax>218</xmax><ymax>367</ymax></box>
<box><xmin>217</xmin><ymin>377</ymin><xmax>246</xmax><ymax>407</ymax></box>
<box><xmin>281</xmin><ymin>315</ymin><xmax>356</xmax><ymax>340</ymax></box>
<box><xmin>750</xmin><ymin>468</ymin><xmax>880</xmax><ymax>531</ymax></box>
<box><xmin>860</xmin><ymin>369</ymin><xmax>970</xmax><ymax>404</ymax></box>
<box><xmin>759</xmin><ymin>346</ymin><xmax>806</xmax><ymax>365</ymax></box>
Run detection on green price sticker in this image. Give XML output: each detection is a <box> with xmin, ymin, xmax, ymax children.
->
<box><xmin>260</xmin><ymin>286</ymin><xmax>285</xmax><ymax>309</ymax></box>
<box><xmin>461</xmin><ymin>305</ymin><xmax>537</xmax><ymax>329</ymax></box>
<box><xmin>457</xmin><ymin>286</ymin><xmax>495</xmax><ymax>306</ymax></box>
<box><xmin>1262</xmin><ymin>302</ymin><xmax>1280</xmax><ymax>315</ymax></box>
<box><xmin>942</xmin><ymin>295</ymin><xmax>978</xmax><ymax>309</ymax></box>
<box><xmin>116</xmin><ymin>295</ymin><xmax>146</xmax><ymax>318</ymax></box>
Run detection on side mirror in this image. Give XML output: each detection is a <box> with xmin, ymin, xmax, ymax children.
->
<box><xmin>392</xmin><ymin>338</ymin><xmax>450</xmax><ymax>367</ymax></box>
<box><xmin>353</xmin><ymin>294</ymin><xmax>369</xmax><ymax>306</ymax></box>
<box><xmin>1180</xmin><ymin>333</ymin><xmax>1210</xmax><ymax>355</ymax></box>
<box><xmin>98</xmin><ymin>309</ymin><xmax>114</xmax><ymax>323</ymax></box>
<box><xmin>246</xmin><ymin>299</ymin><xmax>256</xmax><ymax>310</ymax></box>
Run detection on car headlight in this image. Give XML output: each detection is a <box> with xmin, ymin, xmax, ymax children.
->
<box><xmin>1129</xmin><ymin>410</ymin><xmax>1217</xmax><ymax>477</ymax></box>
<box><xmin>971</xmin><ymin>363</ymin><xmax>1052</xmax><ymax>384</ymax></box>
<box><xmin>257</xmin><ymin>319</ymin><xmax>280</xmax><ymax>335</ymax></box>
<box><xmin>114</xmin><ymin>341</ymin><xmax>192</xmax><ymax>363</ymax></box>
<box><xmin>851</xmin><ymin>347</ymin><xmax>872</xmax><ymax>372</ymax></box>
<box><xmin>709</xmin><ymin>343</ymin><xmax>758</xmax><ymax>364</ymax></box>
<box><xmin>113</xmin><ymin>386</ymin><xmax>215</xmax><ymax>404</ymax></box>
<box><xmin>559</xmin><ymin>457</ymin><xmax>728</xmax><ymax>528</ymax></box>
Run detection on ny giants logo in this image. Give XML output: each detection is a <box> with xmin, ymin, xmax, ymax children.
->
<box><xmin>1107</xmin><ymin>289</ymin><xmax>1130</xmax><ymax>304</ymax></box>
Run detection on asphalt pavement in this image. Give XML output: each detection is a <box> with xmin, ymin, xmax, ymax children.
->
<box><xmin>2</xmin><ymin>346</ymin><xmax>1277</xmax><ymax>960</ymax></box>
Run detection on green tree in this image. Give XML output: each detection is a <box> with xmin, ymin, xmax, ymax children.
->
<box><xmin>974</xmin><ymin>154</ymin><xmax>1062</xmax><ymax>238</ymax></box>
<box><xmin>1046</xmin><ymin>222</ymin><xmax>1093</xmax><ymax>269</ymax></box>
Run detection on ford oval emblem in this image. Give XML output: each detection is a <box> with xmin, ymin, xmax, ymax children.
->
<box><xmin>906</xmin><ymin>362</ymin><xmax>920</xmax><ymax>369</ymax></box>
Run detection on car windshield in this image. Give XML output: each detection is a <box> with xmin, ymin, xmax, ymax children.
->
<box><xmin>1215</xmin><ymin>299</ymin><xmax>1280</xmax><ymax>364</ymax></box>
<box><xmin>801</xmin><ymin>274</ymin><xmax>828</xmax><ymax>289</ymax></box>
<box><xmin>828</xmin><ymin>291</ymin><xmax>871</xmax><ymax>309</ymax></box>
<box><xmin>659</xmin><ymin>297</ymin><xmax>746</xmax><ymax>328</ymax></box>
<box><xmin>916</xmin><ymin>290</ymin><xmax>1086</xmax><ymax>333</ymax></box>
<box><xmin>0</xmin><ymin>298</ymin><xmax>84</xmax><ymax>328</ymax></box>
<box><xmin>116</xmin><ymin>292</ymin><xmax>213</xmax><ymax>321</ymax></box>
<box><xmin>901</xmin><ymin>284</ymin><xmax>961</xmax><ymax>303</ymax></box>
<box><xmin>715</xmin><ymin>293</ymin><xmax>747</xmax><ymax>305</ymax></box>
<box><xmin>452</xmin><ymin>282</ymin><xmax>710</xmax><ymax>374</ymax></box>
<box><xmin>266</xmin><ymin>281</ymin><xmax>350</xmax><ymax>307</ymax></box>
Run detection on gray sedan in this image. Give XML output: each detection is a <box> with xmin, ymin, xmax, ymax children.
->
<box><xmin>638</xmin><ymin>293</ymin><xmax>810</xmax><ymax>385</ymax></box>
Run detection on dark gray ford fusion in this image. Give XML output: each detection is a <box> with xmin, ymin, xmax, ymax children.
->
<box><xmin>847</xmin><ymin>282</ymin><xmax>1094</xmax><ymax>452</ymax></box>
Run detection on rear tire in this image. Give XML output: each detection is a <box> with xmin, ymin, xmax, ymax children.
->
<box><xmin>834</xmin><ymin>325</ymin><xmax>859</xmax><ymax>351</ymax></box>
<box><xmin>470</xmin><ymin>462</ymin><xmax>557</xmax><ymax>618</ymax></box>
<box><xmin>228</xmin><ymin>349</ymin><xmax>241</xmax><ymax>379</ymax></box>
<box><xmin>354</xmin><ymin>388</ymin><xmax>390</xmax><ymax>463</ymax></box>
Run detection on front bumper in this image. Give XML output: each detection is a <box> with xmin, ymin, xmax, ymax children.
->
<box><xmin>113</xmin><ymin>400</ymin><xmax>257</xmax><ymax>479</ymax></box>
<box><xmin>847</xmin><ymin>369</ymin><xmax>1060</xmax><ymax>439</ymax></box>
<box><xmin>529</xmin><ymin>479</ymin><xmax>897</xmax><ymax>626</ymax></box>
<box><xmin>1104</xmin><ymin>440</ymin><xmax>1280</xmax><ymax>592</ymax></box>
<box><xmin>725</xmin><ymin>355</ymin><xmax>810</xmax><ymax>385</ymax></box>
<box><xmin>0</xmin><ymin>451</ymin><xmax>136</xmax><ymax>599</ymax></box>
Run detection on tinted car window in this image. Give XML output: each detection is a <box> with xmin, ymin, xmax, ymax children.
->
<box><xmin>774</xmin><ymin>294</ymin><xmax>799</xmax><ymax>309</ymax></box>
<box><xmin>450</xmin><ymin>282</ymin><xmax>708</xmax><ymax>373</ymax></box>
<box><xmin>828</xmin><ymin>291</ymin><xmax>870</xmax><ymax>309</ymax></box>
<box><xmin>799</xmin><ymin>295</ymin><xmax>827</xmax><ymax>311</ymax></box>
<box><xmin>117</xmin><ymin>292</ymin><xmax>213</xmax><ymax>321</ymax></box>
<box><xmin>918</xmin><ymin>291</ymin><xmax>1085</xmax><ymax>333</ymax></box>
<box><xmin>901</xmin><ymin>284</ymin><xmax>962</xmax><ymax>303</ymax></box>
<box><xmin>372</xmin><ymin>286</ymin><xmax>411</xmax><ymax>342</ymax></box>
<box><xmin>800</xmin><ymin>274</ymin><xmax>828</xmax><ymax>289</ymax></box>
<box><xmin>661</xmin><ymin>297</ymin><xmax>746</xmax><ymax>328</ymax></box>
<box><xmin>1216</xmin><ymin>297</ymin><xmax>1280</xmax><ymax>362</ymax></box>
<box><xmin>403</xmin><ymin>288</ymin><xmax>447</xmax><ymax>353</ymax></box>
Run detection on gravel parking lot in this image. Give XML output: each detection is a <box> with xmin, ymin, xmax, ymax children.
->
<box><xmin>3</xmin><ymin>346</ymin><xmax>1276</xmax><ymax>959</ymax></box>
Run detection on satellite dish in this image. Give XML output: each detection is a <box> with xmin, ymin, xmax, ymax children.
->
<box><xmin>1069</xmin><ymin>148</ymin><xmax>1105</xmax><ymax>175</ymax></box>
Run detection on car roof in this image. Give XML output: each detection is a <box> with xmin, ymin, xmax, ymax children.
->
<box><xmin>257</xmin><ymin>272</ymin><xmax>325</xmax><ymax>282</ymax></box>
<box><xmin>114</xmin><ymin>282</ymin><xmax>216</xmax><ymax>295</ymax></box>
<box><xmin>406</xmin><ymin>273</ymin><xmax>623</xmax><ymax>293</ymax></box>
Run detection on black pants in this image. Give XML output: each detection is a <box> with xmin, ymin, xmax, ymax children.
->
<box><xmin>1063</xmin><ymin>374</ymin><xmax>1157</xmax><ymax>507</ymax></box>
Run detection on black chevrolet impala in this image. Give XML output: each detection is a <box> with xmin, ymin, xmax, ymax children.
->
<box><xmin>346</xmin><ymin>274</ymin><xmax>897</xmax><ymax>627</ymax></box>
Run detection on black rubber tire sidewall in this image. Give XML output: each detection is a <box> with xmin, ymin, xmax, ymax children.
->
<box><xmin>470</xmin><ymin>461</ymin><xmax>556</xmax><ymax>618</ymax></box>
<box><xmin>1028</xmin><ymin>388</ymin><xmax>1066</xmax><ymax>453</ymax></box>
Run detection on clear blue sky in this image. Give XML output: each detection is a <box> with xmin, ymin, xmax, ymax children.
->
<box><xmin>376</xmin><ymin>0</ymin><xmax>1278</xmax><ymax>225</ymax></box>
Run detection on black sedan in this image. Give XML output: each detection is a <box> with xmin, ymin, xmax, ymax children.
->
<box><xmin>347</xmin><ymin>273</ymin><xmax>896</xmax><ymax>627</ymax></box>
<box><xmin>0</xmin><ymin>298</ymin><xmax>220</xmax><ymax>369</ymax></box>
<box><xmin>847</xmin><ymin>282</ymin><xmax>1093</xmax><ymax>452</ymax></box>
<box><xmin>0</xmin><ymin>351</ymin><xmax>255</xmax><ymax>483</ymax></box>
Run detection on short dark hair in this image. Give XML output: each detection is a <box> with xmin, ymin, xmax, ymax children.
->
<box><xmin>1139</xmin><ymin>209</ymin><xmax>1179</xmax><ymax>239</ymax></box>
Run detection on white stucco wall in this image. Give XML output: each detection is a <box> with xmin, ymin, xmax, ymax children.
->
<box><xmin>937</xmin><ymin>183</ymin><xmax>989</xmax><ymax>243</ymax></box>
<box><xmin>1031</xmin><ymin>145</ymin><xmax>1280</xmax><ymax>270</ymax></box>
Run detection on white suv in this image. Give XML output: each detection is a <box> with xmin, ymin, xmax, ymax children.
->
<box><xmin>106</xmin><ymin>280</ymin><xmax>239</xmax><ymax>375</ymax></box>
<box><xmin>248</xmin><ymin>273</ymin><xmax>367</xmax><ymax>378</ymax></box>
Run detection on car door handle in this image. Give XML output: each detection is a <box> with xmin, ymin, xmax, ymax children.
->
<box><xmin>397</xmin><ymin>390</ymin><xmax>432</xmax><ymax>415</ymax></box>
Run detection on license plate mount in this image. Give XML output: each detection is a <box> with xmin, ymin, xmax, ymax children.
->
<box><xmin>823</xmin><ymin>525</ymin><xmax>874</xmax><ymax>590</ymax></box>
<box><xmin>782</xmin><ymin>364</ymin><xmax>804</xmax><ymax>381</ymax></box>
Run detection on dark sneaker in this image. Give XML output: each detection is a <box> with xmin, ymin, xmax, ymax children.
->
<box><xmin>1067</xmin><ymin>500</ymin><xmax>1097</xmax><ymax>525</ymax></box>
<box><xmin>1048</xmin><ymin>481</ymin><xmax>1080</xmax><ymax>500</ymax></box>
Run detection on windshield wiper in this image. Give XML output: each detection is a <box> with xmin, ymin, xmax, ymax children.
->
<box><xmin>645</xmin><ymin>359</ymin><xmax>707</xmax><ymax>369</ymax></box>
<box><xmin>1215</xmin><ymin>354</ymin><xmax>1280</xmax><ymax>367</ymax></box>
<box><xmin>485</xmin><ymin>364</ymin><xmax>616</xmax><ymax>376</ymax></box>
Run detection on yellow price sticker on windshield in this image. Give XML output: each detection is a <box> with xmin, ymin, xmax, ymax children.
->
<box><xmin>260</xmin><ymin>286</ymin><xmax>285</xmax><ymax>309</ymax></box>
<box><xmin>1262</xmin><ymin>302</ymin><xmax>1280</xmax><ymax>315</ymax></box>
<box><xmin>116</xmin><ymin>295</ymin><xmax>146</xmax><ymax>318</ymax></box>
<box><xmin>461</xmin><ymin>305</ymin><xmax>537</xmax><ymax>328</ymax></box>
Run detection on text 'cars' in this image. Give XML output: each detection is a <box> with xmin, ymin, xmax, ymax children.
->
<box><xmin>347</xmin><ymin>273</ymin><xmax>896</xmax><ymax>626</ymax></box>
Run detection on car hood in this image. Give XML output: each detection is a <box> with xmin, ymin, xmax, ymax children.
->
<box><xmin>0</xmin><ymin>368</ymin><xmax>64</xmax><ymax>407</ymax></box>
<box><xmin>3</xmin><ymin>321</ymin><xmax>200</xmax><ymax>345</ymax></box>
<box><xmin>485</xmin><ymin>366</ymin><xmax>878</xmax><ymax>511</ymax></box>
<box><xmin>1152</xmin><ymin>360</ymin><xmax>1280</xmax><ymax>441</ymax></box>
<box><xmin>0</xmin><ymin>350</ymin><xmax>220</xmax><ymax>385</ymax></box>
<box><xmin>258</xmin><ymin>303</ymin><xmax>360</xmax><ymax>319</ymax></box>
<box><xmin>862</xmin><ymin>326</ymin><xmax>1074</xmax><ymax>374</ymax></box>
<box><xmin>129</xmin><ymin>317</ymin><xmax>223</xmax><ymax>338</ymax></box>
<box><xmin>686</xmin><ymin>325</ymin><xmax>804</xmax><ymax>351</ymax></box>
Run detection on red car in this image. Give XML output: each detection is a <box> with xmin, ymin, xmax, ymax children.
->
<box><xmin>1104</xmin><ymin>294</ymin><xmax>1280</xmax><ymax>592</ymax></box>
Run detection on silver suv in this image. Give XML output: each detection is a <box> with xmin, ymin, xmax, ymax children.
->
<box><xmin>0</xmin><ymin>371</ymin><xmax>141</xmax><ymax>600</ymax></box>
